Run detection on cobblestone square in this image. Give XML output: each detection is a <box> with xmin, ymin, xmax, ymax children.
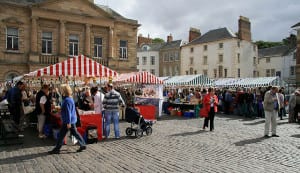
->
<box><xmin>0</xmin><ymin>114</ymin><xmax>299</xmax><ymax>173</ymax></box>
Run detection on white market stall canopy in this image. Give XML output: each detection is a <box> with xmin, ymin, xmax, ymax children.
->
<box><xmin>114</xmin><ymin>71</ymin><xmax>164</xmax><ymax>84</ymax></box>
<box><xmin>25</xmin><ymin>55</ymin><xmax>118</xmax><ymax>78</ymax></box>
<box><xmin>163</xmin><ymin>74</ymin><xmax>213</xmax><ymax>86</ymax></box>
<box><xmin>214</xmin><ymin>77</ymin><xmax>286</xmax><ymax>87</ymax></box>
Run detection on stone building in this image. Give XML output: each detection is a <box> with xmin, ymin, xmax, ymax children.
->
<box><xmin>159</xmin><ymin>34</ymin><xmax>183</xmax><ymax>77</ymax></box>
<box><xmin>292</xmin><ymin>22</ymin><xmax>300</xmax><ymax>86</ymax></box>
<box><xmin>181</xmin><ymin>16</ymin><xmax>258</xmax><ymax>78</ymax></box>
<box><xmin>0</xmin><ymin>0</ymin><xmax>139</xmax><ymax>81</ymax></box>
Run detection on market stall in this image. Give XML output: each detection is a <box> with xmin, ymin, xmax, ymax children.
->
<box><xmin>161</xmin><ymin>74</ymin><xmax>213</xmax><ymax>118</ymax></box>
<box><xmin>214</xmin><ymin>77</ymin><xmax>287</xmax><ymax>88</ymax></box>
<box><xmin>24</xmin><ymin>55</ymin><xmax>119</xmax><ymax>141</ymax></box>
<box><xmin>114</xmin><ymin>71</ymin><xmax>164</xmax><ymax>119</ymax></box>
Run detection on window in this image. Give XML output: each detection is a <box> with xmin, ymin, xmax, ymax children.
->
<box><xmin>186</xmin><ymin>71</ymin><xmax>188</xmax><ymax>75</ymax></box>
<box><xmin>142</xmin><ymin>57</ymin><xmax>147</xmax><ymax>65</ymax></box>
<box><xmin>214</xmin><ymin>69</ymin><xmax>217</xmax><ymax>78</ymax></box>
<box><xmin>190</xmin><ymin>57</ymin><xmax>194</xmax><ymax>65</ymax></box>
<box><xmin>253</xmin><ymin>57</ymin><xmax>256</xmax><ymax>65</ymax></box>
<box><xmin>253</xmin><ymin>71</ymin><xmax>256</xmax><ymax>77</ymax></box>
<box><xmin>203</xmin><ymin>56</ymin><xmax>208</xmax><ymax>65</ymax></box>
<box><xmin>237</xmin><ymin>53</ymin><xmax>240</xmax><ymax>63</ymax></box>
<box><xmin>237</xmin><ymin>41</ymin><xmax>240</xmax><ymax>47</ymax></box>
<box><xmin>219</xmin><ymin>54</ymin><xmax>223</xmax><ymax>63</ymax></box>
<box><xmin>276</xmin><ymin>71</ymin><xmax>281</xmax><ymax>77</ymax></box>
<box><xmin>6</xmin><ymin>27</ymin><xmax>19</xmax><ymax>50</ymax></box>
<box><xmin>163</xmin><ymin>53</ymin><xmax>169</xmax><ymax>62</ymax></box>
<box><xmin>94</xmin><ymin>37</ymin><xmax>102</xmax><ymax>58</ymax></box>
<box><xmin>238</xmin><ymin>68</ymin><xmax>240</xmax><ymax>78</ymax></box>
<box><xmin>224</xmin><ymin>69</ymin><xmax>227</xmax><ymax>78</ymax></box>
<box><xmin>175</xmin><ymin>52</ymin><xmax>179</xmax><ymax>61</ymax></box>
<box><xmin>136</xmin><ymin>57</ymin><xmax>139</xmax><ymax>65</ymax></box>
<box><xmin>204</xmin><ymin>45</ymin><xmax>207</xmax><ymax>51</ymax></box>
<box><xmin>290</xmin><ymin>66</ymin><xmax>295</xmax><ymax>75</ymax></box>
<box><xmin>175</xmin><ymin>65</ymin><xmax>180</xmax><ymax>75</ymax></box>
<box><xmin>190</xmin><ymin>68</ymin><xmax>193</xmax><ymax>75</ymax></box>
<box><xmin>150</xmin><ymin>56</ymin><xmax>155</xmax><ymax>65</ymax></box>
<box><xmin>266</xmin><ymin>69</ymin><xmax>270</xmax><ymax>77</ymax></box>
<box><xmin>203</xmin><ymin>70</ymin><xmax>208</xmax><ymax>76</ymax></box>
<box><xmin>119</xmin><ymin>40</ymin><xmax>128</xmax><ymax>59</ymax></box>
<box><xmin>170</xmin><ymin>53</ymin><xmax>174</xmax><ymax>61</ymax></box>
<box><xmin>194</xmin><ymin>70</ymin><xmax>197</xmax><ymax>74</ymax></box>
<box><xmin>219</xmin><ymin>43</ymin><xmax>223</xmax><ymax>49</ymax></box>
<box><xmin>69</xmin><ymin>34</ymin><xmax>79</xmax><ymax>56</ymax></box>
<box><xmin>190</xmin><ymin>47</ymin><xmax>194</xmax><ymax>53</ymax></box>
<box><xmin>150</xmin><ymin>69</ymin><xmax>155</xmax><ymax>75</ymax></box>
<box><xmin>218</xmin><ymin>66</ymin><xmax>223</xmax><ymax>77</ymax></box>
<box><xmin>293</xmin><ymin>52</ymin><xmax>296</xmax><ymax>60</ymax></box>
<box><xmin>266</xmin><ymin>57</ymin><xmax>270</xmax><ymax>63</ymax></box>
<box><xmin>42</xmin><ymin>32</ymin><xmax>52</xmax><ymax>54</ymax></box>
<box><xmin>271</xmin><ymin>69</ymin><xmax>275</xmax><ymax>76</ymax></box>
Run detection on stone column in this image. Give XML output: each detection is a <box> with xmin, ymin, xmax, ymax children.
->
<box><xmin>108</xmin><ymin>27</ymin><xmax>114</xmax><ymax>58</ymax></box>
<box><xmin>31</xmin><ymin>16</ymin><xmax>38</xmax><ymax>54</ymax></box>
<box><xmin>85</xmin><ymin>24</ymin><xmax>91</xmax><ymax>57</ymax></box>
<box><xmin>59</xmin><ymin>20</ymin><xmax>66</xmax><ymax>56</ymax></box>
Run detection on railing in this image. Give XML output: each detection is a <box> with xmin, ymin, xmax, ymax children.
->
<box><xmin>91</xmin><ymin>57</ymin><xmax>108</xmax><ymax>66</ymax></box>
<box><xmin>39</xmin><ymin>55</ymin><xmax>59</xmax><ymax>64</ymax></box>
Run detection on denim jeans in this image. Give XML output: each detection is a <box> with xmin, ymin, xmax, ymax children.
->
<box><xmin>104</xmin><ymin>110</ymin><xmax>120</xmax><ymax>138</ymax></box>
<box><xmin>54</xmin><ymin>124</ymin><xmax>86</xmax><ymax>150</ymax></box>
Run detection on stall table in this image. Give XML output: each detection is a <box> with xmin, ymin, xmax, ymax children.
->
<box><xmin>51</xmin><ymin>113</ymin><xmax>102</xmax><ymax>141</ymax></box>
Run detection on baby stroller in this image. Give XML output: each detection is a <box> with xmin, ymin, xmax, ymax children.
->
<box><xmin>125</xmin><ymin>107</ymin><xmax>153</xmax><ymax>138</ymax></box>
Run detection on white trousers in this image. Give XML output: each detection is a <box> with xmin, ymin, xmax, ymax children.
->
<box><xmin>264</xmin><ymin>110</ymin><xmax>277</xmax><ymax>135</ymax></box>
<box><xmin>37</xmin><ymin>114</ymin><xmax>46</xmax><ymax>134</ymax></box>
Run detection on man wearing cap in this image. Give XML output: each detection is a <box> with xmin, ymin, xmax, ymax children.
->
<box><xmin>103</xmin><ymin>83</ymin><xmax>125</xmax><ymax>139</ymax></box>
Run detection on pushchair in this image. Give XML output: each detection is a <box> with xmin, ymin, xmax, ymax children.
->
<box><xmin>125</xmin><ymin>107</ymin><xmax>153</xmax><ymax>138</ymax></box>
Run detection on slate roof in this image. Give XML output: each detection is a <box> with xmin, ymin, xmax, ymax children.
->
<box><xmin>258</xmin><ymin>45</ymin><xmax>290</xmax><ymax>58</ymax></box>
<box><xmin>160</xmin><ymin>40</ymin><xmax>182</xmax><ymax>50</ymax></box>
<box><xmin>291</xmin><ymin>22</ymin><xmax>300</xmax><ymax>28</ymax></box>
<box><xmin>137</xmin><ymin>43</ymin><xmax>163</xmax><ymax>52</ymax></box>
<box><xmin>187</xmin><ymin>27</ymin><xmax>236</xmax><ymax>45</ymax></box>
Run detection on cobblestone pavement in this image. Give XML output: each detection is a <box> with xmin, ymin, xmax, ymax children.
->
<box><xmin>1</xmin><ymin>114</ymin><xmax>300</xmax><ymax>173</ymax></box>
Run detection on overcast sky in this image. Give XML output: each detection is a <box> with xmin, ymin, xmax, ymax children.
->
<box><xmin>95</xmin><ymin>0</ymin><xmax>300</xmax><ymax>42</ymax></box>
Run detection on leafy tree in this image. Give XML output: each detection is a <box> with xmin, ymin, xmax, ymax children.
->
<box><xmin>255</xmin><ymin>40</ymin><xmax>283</xmax><ymax>49</ymax></box>
<box><xmin>152</xmin><ymin>38</ymin><xmax>165</xmax><ymax>43</ymax></box>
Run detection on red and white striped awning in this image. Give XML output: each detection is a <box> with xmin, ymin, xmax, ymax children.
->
<box><xmin>115</xmin><ymin>71</ymin><xmax>163</xmax><ymax>84</ymax></box>
<box><xmin>25</xmin><ymin>55</ymin><xmax>118</xmax><ymax>78</ymax></box>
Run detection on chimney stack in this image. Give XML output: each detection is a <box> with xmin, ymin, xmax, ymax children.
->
<box><xmin>167</xmin><ymin>34</ymin><xmax>173</xmax><ymax>43</ymax></box>
<box><xmin>238</xmin><ymin>16</ymin><xmax>251</xmax><ymax>41</ymax></box>
<box><xmin>137</xmin><ymin>34</ymin><xmax>152</xmax><ymax>47</ymax></box>
<box><xmin>189</xmin><ymin>27</ymin><xmax>201</xmax><ymax>42</ymax></box>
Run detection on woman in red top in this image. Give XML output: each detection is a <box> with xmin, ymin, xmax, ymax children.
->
<box><xmin>202</xmin><ymin>88</ymin><xmax>218</xmax><ymax>131</ymax></box>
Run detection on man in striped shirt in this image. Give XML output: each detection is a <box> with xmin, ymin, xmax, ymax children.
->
<box><xmin>103</xmin><ymin>83</ymin><xmax>125</xmax><ymax>139</ymax></box>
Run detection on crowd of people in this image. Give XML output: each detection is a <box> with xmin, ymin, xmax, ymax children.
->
<box><xmin>164</xmin><ymin>85</ymin><xmax>300</xmax><ymax>136</ymax></box>
<box><xmin>1</xmin><ymin>81</ymin><xmax>133</xmax><ymax>153</ymax></box>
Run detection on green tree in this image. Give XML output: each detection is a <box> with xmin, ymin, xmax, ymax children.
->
<box><xmin>255</xmin><ymin>40</ymin><xmax>283</xmax><ymax>49</ymax></box>
<box><xmin>152</xmin><ymin>38</ymin><xmax>165</xmax><ymax>43</ymax></box>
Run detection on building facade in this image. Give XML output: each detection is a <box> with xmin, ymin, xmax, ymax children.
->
<box><xmin>258</xmin><ymin>45</ymin><xmax>296</xmax><ymax>85</ymax></box>
<box><xmin>0</xmin><ymin>0</ymin><xmax>139</xmax><ymax>81</ymax></box>
<box><xmin>137</xmin><ymin>43</ymin><xmax>162</xmax><ymax>76</ymax></box>
<box><xmin>159</xmin><ymin>35</ymin><xmax>183</xmax><ymax>77</ymax></box>
<box><xmin>292</xmin><ymin>22</ymin><xmax>300</xmax><ymax>86</ymax></box>
<box><xmin>181</xmin><ymin>16</ymin><xmax>258</xmax><ymax>79</ymax></box>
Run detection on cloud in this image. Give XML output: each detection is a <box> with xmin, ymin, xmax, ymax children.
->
<box><xmin>95</xmin><ymin>0</ymin><xmax>300</xmax><ymax>42</ymax></box>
